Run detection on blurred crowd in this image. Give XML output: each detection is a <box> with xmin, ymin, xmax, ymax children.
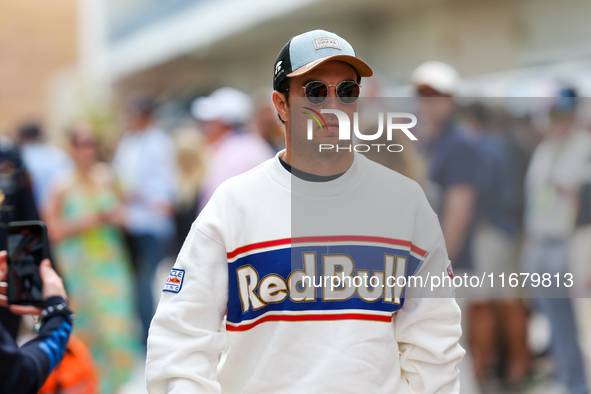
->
<box><xmin>380</xmin><ymin>62</ymin><xmax>591</xmax><ymax>394</ymax></box>
<box><xmin>0</xmin><ymin>87</ymin><xmax>283</xmax><ymax>393</ymax></box>
<box><xmin>1</xmin><ymin>59</ymin><xmax>591</xmax><ymax>394</ymax></box>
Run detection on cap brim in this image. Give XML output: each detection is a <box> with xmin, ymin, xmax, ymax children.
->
<box><xmin>287</xmin><ymin>55</ymin><xmax>373</xmax><ymax>79</ymax></box>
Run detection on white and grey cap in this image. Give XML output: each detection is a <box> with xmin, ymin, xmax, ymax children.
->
<box><xmin>273</xmin><ymin>29</ymin><xmax>373</xmax><ymax>91</ymax></box>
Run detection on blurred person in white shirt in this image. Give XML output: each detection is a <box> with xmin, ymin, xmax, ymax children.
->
<box><xmin>523</xmin><ymin>87</ymin><xmax>590</xmax><ymax>394</ymax></box>
<box><xmin>17</xmin><ymin>121</ymin><xmax>74</xmax><ymax>215</ymax></box>
<box><xmin>112</xmin><ymin>93</ymin><xmax>178</xmax><ymax>345</ymax></box>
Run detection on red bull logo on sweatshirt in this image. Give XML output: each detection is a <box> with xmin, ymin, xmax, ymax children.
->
<box><xmin>226</xmin><ymin>236</ymin><xmax>428</xmax><ymax>331</ymax></box>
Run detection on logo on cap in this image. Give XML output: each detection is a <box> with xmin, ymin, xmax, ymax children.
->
<box><xmin>313</xmin><ymin>37</ymin><xmax>341</xmax><ymax>50</ymax></box>
<box><xmin>275</xmin><ymin>61</ymin><xmax>283</xmax><ymax>75</ymax></box>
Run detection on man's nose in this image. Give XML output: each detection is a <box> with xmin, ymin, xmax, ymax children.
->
<box><xmin>327</xmin><ymin>86</ymin><xmax>338</xmax><ymax>98</ymax></box>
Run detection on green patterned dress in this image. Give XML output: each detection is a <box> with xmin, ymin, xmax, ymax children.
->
<box><xmin>55</xmin><ymin>187</ymin><xmax>140</xmax><ymax>394</ymax></box>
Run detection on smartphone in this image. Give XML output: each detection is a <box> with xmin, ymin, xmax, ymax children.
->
<box><xmin>6</xmin><ymin>221</ymin><xmax>49</xmax><ymax>306</ymax></box>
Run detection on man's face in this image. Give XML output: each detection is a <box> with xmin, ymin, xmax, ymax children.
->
<box><xmin>547</xmin><ymin>110</ymin><xmax>575</xmax><ymax>140</ymax></box>
<box><xmin>415</xmin><ymin>84</ymin><xmax>455</xmax><ymax>140</ymax></box>
<box><xmin>201</xmin><ymin>119</ymin><xmax>229</xmax><ymax>143</ymax></box>
<box><xmin>124</xmin><ymin>106</ymin><xmax>151</xmax><ymax>132</ymax></box>
<box><xmin>280</xmin><ymin>61</ymin><xmax>359</xmax><ymax>157</ymax></box>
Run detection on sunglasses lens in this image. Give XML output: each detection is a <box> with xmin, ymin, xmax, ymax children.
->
<box><xmin>305</xmin><ymin>82</ymin><xmax>328</xmax><ymax>104</ymax></box>
<box><xmin>337</xmin><ymin>81</ymin><xmax>360</xmax><ymax>104</ymax></box>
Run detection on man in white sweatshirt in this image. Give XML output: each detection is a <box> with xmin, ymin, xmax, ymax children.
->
<box><xmin>146</xmin><ymin>29</ymin><xmax>464</xmax><ymax>393</ymax></box>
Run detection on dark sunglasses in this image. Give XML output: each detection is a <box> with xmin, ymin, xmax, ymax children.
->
<box><xmin>291</xmin><ymin>81</ymin><xmax>361</xmax><ymax>105</ymax></box>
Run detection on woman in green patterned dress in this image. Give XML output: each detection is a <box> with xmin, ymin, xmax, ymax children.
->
<box><xmin>46</xmin><ymin>124</ymin><xmax>140</xmax><ymax>394</ymax></box>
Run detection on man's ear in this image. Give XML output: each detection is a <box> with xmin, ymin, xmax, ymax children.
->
<box><xmin>272</xmin><ymin>91</ymin><xmax>289</xmax><ymax>123</ymax></box>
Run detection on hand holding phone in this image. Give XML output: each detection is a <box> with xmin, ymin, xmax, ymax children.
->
<box><xmin>5</xmin><ymin>221</ymin><xmax>49</xmax><ymax>307</ymax></box>
<box><xmin>0</xmin><ymin>251</ymin><xmax>67</xmax><ymax>315</ymax></box>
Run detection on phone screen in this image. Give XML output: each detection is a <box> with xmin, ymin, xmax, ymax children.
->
<box><xmin>7</xmin><ymin>224</ymin><xmax>46</xmax><ymax>305</ymax></box>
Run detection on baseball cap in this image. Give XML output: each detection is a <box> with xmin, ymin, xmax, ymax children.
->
<box><xmin>411</xmin><ymin>61</ymin><xmax>460</xmax><ymax>96</ymax></box>
<box><xmin>191</xmin><ymin>87</ymin><xmax>254</xmax><ymax>125</ymax></box>
<box><xmin>273</xmin><ymin>30</ymin><xmax>373</xmax><ymax>90</ymax></box>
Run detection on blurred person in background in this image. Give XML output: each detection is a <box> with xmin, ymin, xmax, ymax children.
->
<box><xmin>460</xmin><ymin>103</ymin><xmax>531</xmax><ymax>387</ymax></box>
<box><xmin>171</xmin><ymin>127</ymin><xmax>206</xmax><ymax>255</ymax></box>
<box><xmin>17</xmin><ymin>121</ymin><xmax>74</xmax><ymax>216</ymax></box>
<box><xmin>191</xmin><ymin>87</ymin><xmax>275</xmax><ymax>212</ymax></box>
<box><xmin>0</xmin><ymin>134</ymin><xmax>41</xmax><ymax>342</ymax></box>
<box><xmin>112</xmin><ymin>93</ymin><xmax>178</xmax><ymax>346</ymax></box>
<box><xmin>523</xmin><ymin>88</ymin><xmax>590</xmax><ymax>394</ymax></box>
<box><xmin>1</xmin><ymin>251</ymin><xmax>74</xmax><ymax>394</ymax></box>
<box><xmin>252</xmin><ymin>94</ymin><xmax>286</xmax><ymax>152</ymax></box>
<box><xmin>572</xmin><ymin>134</ymin><xmax>591</xmax><ymax>381</ymax></box>
<box><xmin>411</xmin><ymin>62</ymin><xmax>485</xmax><ymax>263</ymax></box>
<box><xmin>45</xmin><ymin>124</ymin><xmax>140</xmax><ymax>394</ymax></box>
<box><xmin>411</xmin><ymin>61</ymin><xmax>486</xmax><ymax>394</ymax></box>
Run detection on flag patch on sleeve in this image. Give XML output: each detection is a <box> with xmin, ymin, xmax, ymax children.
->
<box><xmin>163</xmin><ymin>268</ymin><xmax>185</xmax><ymax>293</ymax></box>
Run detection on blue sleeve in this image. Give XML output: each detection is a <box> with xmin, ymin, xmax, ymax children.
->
<box><xmin>438</xmin><ymin>139</ymin><xmax>485</xmax><ymax>189</ymax></box>
<box><xmin>0</xmin><ymin>297</ymin><xmax>73</xmax><ymax>394</ymax></box>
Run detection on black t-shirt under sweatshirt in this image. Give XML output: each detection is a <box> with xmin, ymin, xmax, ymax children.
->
<box><xmin>279</xmin><ymin>158</ymin><xmax>345</xmax><ymax>182</ymax></box>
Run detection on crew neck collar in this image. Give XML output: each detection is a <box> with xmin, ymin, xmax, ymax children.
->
<box><xmin>278</xmin><ymin>158</ymin><xmax>346</xmax><ymax>182</ymax></box>
<box><xmin>267</xmin><ymin>150</ymin><xmax>365</xmax><ymax>197</ymax></box>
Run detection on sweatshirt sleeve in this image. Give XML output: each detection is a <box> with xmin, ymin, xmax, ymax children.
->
<box><xmin>394</xmin><ymin>186</ymin><xmax>465</xmax><ymax>393</ymax></box>
<box><xmin>146</xmin><ymin>221</ymin><xmax>229</xmax><ymax>393</ymax></box>
<box><xmin>0</xmin><ymin>297</ymin><xmax>73</xmax><ymax>394</ymax></box>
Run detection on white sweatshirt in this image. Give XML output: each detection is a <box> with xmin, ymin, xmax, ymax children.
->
<box><xmin>146</xmin><ymin>152</ymin><xmax>464</xmax><ymax>393</ymax></box>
